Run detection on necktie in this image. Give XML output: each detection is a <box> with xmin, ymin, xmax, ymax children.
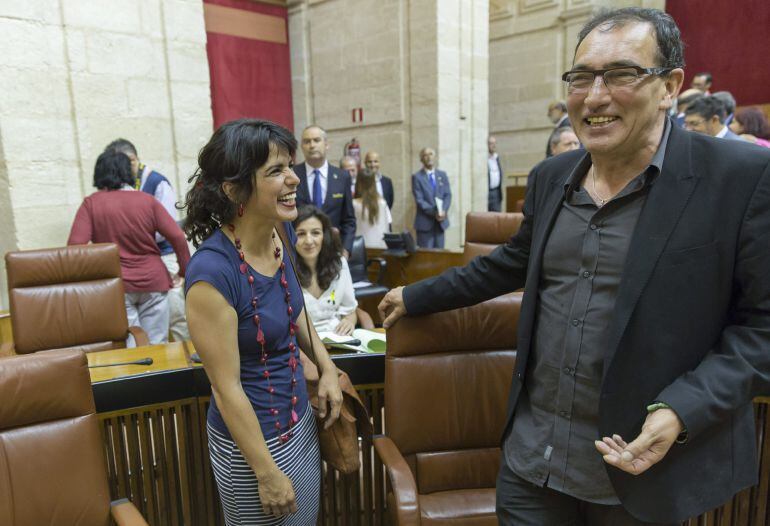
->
<box><xmin>312</xmin><ymin>169</ymin><xmax>323</xmax><ymax>208</ymax></box>
<box><xmin>429</xmin><ymin>171</ymin><xmax>436</xmax><ymax>191</ymax></box>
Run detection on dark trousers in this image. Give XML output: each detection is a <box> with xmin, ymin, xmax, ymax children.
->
<box><xmin>488</xmin><ymin>186</ymin><xmax>502</xmax><ymax>211</ymax></box>
<box><xmin>416</xmin><ymin>224</ymin><xmax>445</xmax><ymax>248</ymax></box>
<box><xmin>496</xmin><ymin>456</ymin><xmax>677</xmax><ymax>526</ymax></box>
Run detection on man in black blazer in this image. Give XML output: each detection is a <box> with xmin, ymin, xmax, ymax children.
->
<box><xmin>380</xmin><ymin>8</ymin><xmax>770</xmax><ymax>525</ymax></box>
<box><xmin>546</xmin><ymin>101</ymin><xmax>572</xmax><ymax>157</ymax></box>
<box><xmin>364</xmin><ymin>151</ymin><xmax>394</xmax><ymax>209</ymax></box>
<box><xmin>488</xmin><ymin>136</ymin><xmax>503</xmax><ymax>211</ymax></box>
<box><xmin>295</xmin><ymin>125</ymin><xmax>356</xmax><ymax>255</ymax></box>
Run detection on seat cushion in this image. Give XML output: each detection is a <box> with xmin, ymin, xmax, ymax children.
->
<box><xmin>419</xmin><ymin>488</ymin><xmax>497</xmax><ymax>525</ymax></box>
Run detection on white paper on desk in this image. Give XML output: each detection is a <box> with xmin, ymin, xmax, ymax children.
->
<box><xmin>434</xmin><ymin>196</ymin><xmax>443</xmax><ymax>212</ymax></box>
<box><xmin>352</xmin><ymin>281</ymin><xmax>371</xmax><ymax>289</ymax></box>
<box><xmin>317</xmin><ymin>329</ymin><xmax>386</xmax><ymax>353</ymax></box>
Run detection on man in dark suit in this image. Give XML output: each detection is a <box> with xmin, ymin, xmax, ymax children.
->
<box><xmin>546</xmin><ymin>101</ymin><xmax>572</xmax><ymax>157</ymax></box>
<box><xmin>363</xmin><ymin>151</ymin><xmax>395</xmax><ymax>209</ymax></box>
<box><xmin>488</xmin><ymin>135</ymin><xmax>503</xmax><ymax>211</ymax></box>
<box><xmin>380</xmin><ymin>7</ymin><xmax>770</xmax><ymax>525</ymax></box>
<box><xmin>412</xmin><ymin>147</ymin><xmax>451</xmax><ymax>248</ymax></box>
<box><xmin>295</xmin><ymin>125</ymin><xmax>356</xmax><ymax>256</ymax></box>
<box><xmin>684</xmin><ymin>96</ymin><xmax>743</xmax><ymax>141</ymax></box>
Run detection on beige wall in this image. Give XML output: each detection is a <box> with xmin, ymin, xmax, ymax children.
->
<box><xmin>489</xmin><ymin>0</ymin><xmax>665</xmax><ymax>175</ymax></box>
<box><xmin>288</xmin><ymin>0</ymin><xmax>489</xmax><ymax>249</ymax></box>
<box><xmin>0</xmin><ymin>0</ymin><xmax>213</xmax><ymax>310</ymax></box>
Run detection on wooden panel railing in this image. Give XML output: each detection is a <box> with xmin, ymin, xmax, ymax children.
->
<box><xmin>96</xmin><ymin>386</ymin><xmax>387</xmax><ymax>526</ymax></box>
<box><xmin>94</xmin><ymin>389</ymin><xmax>770</xmax><ymax>526</ymax></box>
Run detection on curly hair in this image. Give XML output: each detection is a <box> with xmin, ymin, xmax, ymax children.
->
<box><xmin>293</xmin><ymin>206</ymin><xmax>342</xmax><ymax>291</ymax></box>
<box><xmin>181</xmin><ymin>119</ymin><xmax>297</xmax><ymax>247</ymax></box>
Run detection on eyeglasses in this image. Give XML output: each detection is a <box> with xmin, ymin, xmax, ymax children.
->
<box><xmin>562</xmin><ymin>66</ymin><xmax>672</xmax><ymax>93</ymax></box>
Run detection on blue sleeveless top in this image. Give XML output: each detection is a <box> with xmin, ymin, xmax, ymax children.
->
<box><xmin>184</xmin><ymin>225</ymin><xmax>308</xmax><ymax>440</ymax></box>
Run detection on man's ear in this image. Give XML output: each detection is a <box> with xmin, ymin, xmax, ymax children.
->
<box><xmin>660</xmin><ymin>68</ymin><xmax>685</xmax><ymax>111</ymax></box>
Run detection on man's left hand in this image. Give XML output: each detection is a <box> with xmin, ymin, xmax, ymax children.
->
<box><xmin>595</xmin><ymin>408</ymin><xmax>683</xmax><ymax>475</ymax></box>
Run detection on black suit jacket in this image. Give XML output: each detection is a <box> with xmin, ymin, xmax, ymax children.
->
<box><xmin>545</xmin><ymin>116</ymin><xmax>572</xmax><ymax>157</ymax></box>
<box><xmin>404</xmin><ymin>123</ymin><xmax>770</xmax><ymax>523</ymax></box>
<box><xmin>381</xmin><ymin>175</ymin><xmax>394</xmax><ymax>209</ymax></box>
<box><xmin>294</xmin><ymin>163</ymin><xmax>356</xmax><ymax>253</ymax></box>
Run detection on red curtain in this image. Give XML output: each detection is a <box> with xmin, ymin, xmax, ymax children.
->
<box><xmin>204</xmin><ymin>0</ymin><xmax>294</xmax><ymax>131</ymax></box>
<box><xmin>666</xmin><ymin>0</ymin><xmax>770</xmax><ymax>106</ymax></box>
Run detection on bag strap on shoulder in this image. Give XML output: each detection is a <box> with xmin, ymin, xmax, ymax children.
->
<box><xmin>274</xmin><ymin>221</ymin><xmax>319</xmax><ymax>367</ymax></box>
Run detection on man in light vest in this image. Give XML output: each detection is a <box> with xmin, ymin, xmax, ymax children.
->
<box><xmin>105</xmin><ymin>138</ymin><xmax>190</xmax><ymax>342</ymax></box>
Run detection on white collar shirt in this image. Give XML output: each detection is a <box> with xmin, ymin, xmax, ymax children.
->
<box><xmin>305</xmin><ymin>161</ymin><xmax>329</xmax><ymax>203</ymax></box>
<box><xmin>716</xmin><ymin>126</ymin><xmax>729</xmax><ymax>139</ymax></box>
<box><xmin>488</xmin><ymin>153</ymin><xmax>501</xmax><ymax>189</ymax></box>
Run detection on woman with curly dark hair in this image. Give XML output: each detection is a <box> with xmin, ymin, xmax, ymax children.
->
<box><xmin>293</xmin><ymin>206</ymin><xmax>358</xmax><ymax>335</ymax></box>
<box><xmin>182</xmin><ymin>119</ymin><xmax>342</xmax><ymax>525</ymax></box>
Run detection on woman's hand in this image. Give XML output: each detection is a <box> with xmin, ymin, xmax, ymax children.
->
<box><xmin>334</xmin><ymin>318</ymin><xmax>355</xmax><ymax>335</ymax></box>
<box><xmin>257</xmin><ymin>467</ymin><xmax>297</xmax><ymax>517</ymax></box>
<box><xmin>317</xmin><ymin>369</ymin><xmax>343</xmax><ymax>429</ymax></box>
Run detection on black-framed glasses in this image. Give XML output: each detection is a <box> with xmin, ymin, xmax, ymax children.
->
<box><xmin>561</xmin><ymin>66</ymin><xmax>672</xmax><ymax>93</ymax></box>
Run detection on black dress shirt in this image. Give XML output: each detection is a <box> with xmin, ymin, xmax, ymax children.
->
<box><xmin>504</xmin><ymin>122</ymin><xmax>671</xmax><ymax>503</ymax></box>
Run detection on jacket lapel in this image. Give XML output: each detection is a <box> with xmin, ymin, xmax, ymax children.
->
<box><xmin>604</xmin><ymin>126</ymin><xmax>698</xmax><ymax>369</ymax></box>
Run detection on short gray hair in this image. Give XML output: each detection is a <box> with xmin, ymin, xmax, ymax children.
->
<box><xmin>302</xmin><ymin>124</ymin><xmax>327</xmax><ymax>140</ymax></box>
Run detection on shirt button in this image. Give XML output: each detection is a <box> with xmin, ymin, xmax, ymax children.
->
<box><xmin>559</xmin><ymin>411</ymin><xmax>571</xmax><ymax>418</ymax></box>
<box><xmin>563</xmin><ymin>366</ymin><xmax>574</xmax><ymax>375</ymax></box>
<box><xmin>582</xmin><ymin>270</ymin><xmax>591</xmax><ymax>278</ymax></box>
<box><xmin>590</xmin><ymin>223</ymin><xmax>598</xmax><ymax>230</ymax></box>
<box><xmin>571</xmin><ymin>318</ymin><xmax>580</xmax><ymax>326</ymax></box>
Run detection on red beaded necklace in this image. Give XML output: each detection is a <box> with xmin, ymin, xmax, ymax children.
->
<box><xmin>227</xmin><ymin>216</ymin><xmax>299</xmax><ymax>445</ymax></box>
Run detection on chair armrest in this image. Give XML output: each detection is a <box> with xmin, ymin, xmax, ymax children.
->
<box><xmin>110</xmin><ymin>498</ymin><xmax>149</xmax><ymax>526</ymax></box>
<box><xmin>127</xmin><ymin>326</ymin><xmax>150</xmax><ymax>347</ymax></box>
<box><xmin>373</xmin><ymin>435</ymin><xmax>420</xmax><ymax>525</ymax></box>
<box><xmin>366</xmin><ymin>257</ymin><xmax>387</xmax><ymax>285</ymax></box>
<box><xmin>0</xmin><ymin>342</ymin><xmax>15</xmax><ymax>357</ymax></box>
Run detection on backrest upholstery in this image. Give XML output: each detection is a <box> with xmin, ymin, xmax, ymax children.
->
<box><xmin>463</xmin><ymin>212</ymin><xmax>524</xmax><ymax>264</ymax></box>
<box><xmin>348</xmin><ymin>236</ymin><xmax>367</xmax><ymax>282</ymax></box>
<box><xmin>0</xmin><ymin>349</ymin><xmax>111</xmax><ymax>526</ymax></box>
<box><xmin>385</xmin><ymin>293</ymin><xmax>521</xmax><ymax>494</ymax></box>
<box><xmin>6</xmin><ymin>244</ymin><xmax>129</xmax><ymax>354</ymax></box>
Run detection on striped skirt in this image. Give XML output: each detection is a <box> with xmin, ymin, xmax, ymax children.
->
<box><xmin>207</xmin><ymin>404</ymin><xmax>322</xmax><ymax>525</ymax></box>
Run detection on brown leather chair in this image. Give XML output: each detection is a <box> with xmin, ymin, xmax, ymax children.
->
<box><xmin>2</xmin><ymin>243</ymin><xmax>148</xmax><ymax>355</ymax></box>
<box><xmin>0</xmin><ymin>349</ymin><xmax>147</xmax><ymax>525</ymax></box>
<box><xmin>375</xmin><ymin>293</ymin><xmax>522</xmax><ymax>525</ymax></box>
<box><xmin>463</xmin><ymin>212</ymin><xmax>524</xmax><ymax>264</ymax></box>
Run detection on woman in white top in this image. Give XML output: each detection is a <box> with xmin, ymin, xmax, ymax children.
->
<box><xmin>294</xmin><ymin>206</ymin><xmax>358</xmax><ymax>335</ymax></box>
<box><xmin>353</xmin><ymin>169</ymin><xmax>391</xmax><ymax>249</ymax></box>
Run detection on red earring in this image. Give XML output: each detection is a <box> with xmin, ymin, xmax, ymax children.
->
<box><xmin>238</xmin><ymin>203</ymin><xmax>244</xmax><ymax>217</ymax></box>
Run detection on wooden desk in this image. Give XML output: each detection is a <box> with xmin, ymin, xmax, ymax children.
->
<box><xmin>87</xmin><ymin>341</ymin><xmax>192</xmax><ymax>383</ymax></box>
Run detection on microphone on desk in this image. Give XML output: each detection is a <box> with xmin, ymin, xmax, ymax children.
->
<box><xmin>332</xmin><ymin>339</ymin><xmax>361</xmax><ymax>347</ymax></box>
<box><xmin>89</xmin><ymin>357</ymin><xmax>154</xmax><ymax>368</ymax></box>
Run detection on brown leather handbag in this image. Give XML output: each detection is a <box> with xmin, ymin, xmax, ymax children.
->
<box><xmin>276</xmin><ymin>223</ymin><xmax>373</xmax><ymax>474</ymax></box>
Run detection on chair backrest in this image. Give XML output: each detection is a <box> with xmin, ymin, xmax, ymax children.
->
<box><xmin>384</xmin><ymin>293</ymin><xmax>521</xmax><ymax>495</ymax></box>
<box><xmin>348</xmin><ymin>236</ymin><xmax>368</xmax><ymax>282</ymax></box>
<box><xmin>463</xmin><ymin>212</ymin><xmax>524</xmax><ymax>264</ymax></box>
<box><xmin>6</xmin><ymin>244</ymin><xmax>130</xmax><ymax>354</ymax></box>
<box><xmin>0</xmin><ymin>349</ymin><xmax>112</xmax><ymax>525</ymax></box>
